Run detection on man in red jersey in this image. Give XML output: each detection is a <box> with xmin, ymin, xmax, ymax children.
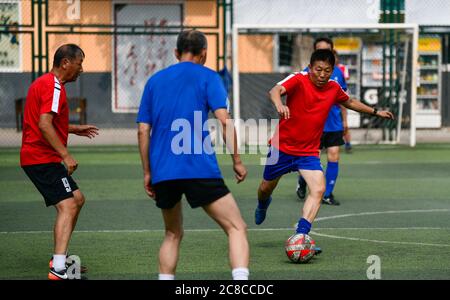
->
<box><xmin>20</xmin><ymin>44</ymin><xmax>98</xmax><ymax>280</ymax></box>
<box><xmin>255</xmin><ymin>49</ymin><xmax>393</xmax><ymax>253</ymax></box>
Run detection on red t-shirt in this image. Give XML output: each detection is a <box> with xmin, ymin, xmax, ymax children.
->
<box><xmin>270</xmin><ymin>72</ymin><xmax>349</xmax><ymax>157</ymax></box>
<box><xmin>20</xmin><ymin>73</ymin><xmax>69</xmax><ymax>166</ymax></box>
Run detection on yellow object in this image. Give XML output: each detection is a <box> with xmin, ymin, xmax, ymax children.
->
<box><xmin>418</xmin><ymin>37</ymin><xmax>441</xmax><ymax>52</ymax></box>
<box><xmin>333</xmin><ymin>37</ymin><xmax>362</xmax><ymax>51</ymax></box>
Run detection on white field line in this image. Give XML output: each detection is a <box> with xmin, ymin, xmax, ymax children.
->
<box><xmin>314</xmin><ymin>227</ymin><xmax>449</xmax><ymax>230</ymax></box>
<box><xmin>0</xmin><ymin>228</ymin><xmax>266</xmax><ymax>234</ymax></box>
<box><xmin>310</xmin><ymin>231</ymin><xmax>450</xmax><ymax>247</ymax></box>
<box><xmin>315</xmin><ymin>209</ymin><xmax>450</xmax><ymax>222</ymax></box>
<box><xmin>2</xmin><ymin>226</ymin><xmax>449</xmax><ymax>235</ymax></box>
<box><xmin>1</xmin><ymin>209</ymin><xmax>449</xmax><ymax>247</ymax></box>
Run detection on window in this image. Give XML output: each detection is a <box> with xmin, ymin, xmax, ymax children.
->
<box><xmin>112</xmin><ymin>2</ymin><xmax>183</xmax><ymax>113</ymax></box>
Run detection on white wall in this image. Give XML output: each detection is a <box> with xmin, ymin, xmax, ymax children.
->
<box><xmin>233</xmin><ymin>0</ymin><xmax>381</xmax><ymax>25</ymax></box>
<box><xmin>405</xmin><ymin>0</ymin><xmax>450</xmax><ymax>25</ymax></box>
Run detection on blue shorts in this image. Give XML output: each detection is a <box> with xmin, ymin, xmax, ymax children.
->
<box><xmin>263</xmin><ymin>148</ymin><xmax>323</xmax><ymax>181</ymax></box>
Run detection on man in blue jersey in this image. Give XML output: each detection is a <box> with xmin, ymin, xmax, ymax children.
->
<box><xmin>296</xmin><ymin>37</ymin><xmax>348</xmax><ymax>206</ymax></box>
<box><xmin>137</xmin><ymin>30</ymin><xmax>249</xmax><ymax>280</ymax></box>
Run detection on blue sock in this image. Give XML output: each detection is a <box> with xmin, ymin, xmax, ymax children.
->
<box><xmin>257</xmin><ymin>196</ymin><xmax>271</xmax><ymax>209</ymax></box>
<box><xmin>296</xmin><ymin>218</ymin><xmax>312</xmax><ymax>234</ymax></box>
<box><xmin>298</xmin><ymin>175</ymin><xmax>306</xmax><ymax>186</ymax></box>
<box><xmin>325</xmin><ymin>161</ymin><xmax>339</xmax><ymax>197</ymax></box>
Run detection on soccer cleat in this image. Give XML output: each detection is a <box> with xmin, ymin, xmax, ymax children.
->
<box><xmin>49</xmin><ymin>256</ymin><xmax>88</xmax><ymax>273</ymax></box>
<box><xmin>255</xmin><ymin>196</ymin><xmax>272</xmax><ymax>225</ymax></box>
<box><xmin>322</xmin><ymin>193</ymin><xmax>340</xmax><ymax>206</ymax></box>
<box><xmin>48</xmin><ymin>268</ymin><xmax>68</xmax><ymax>280</ymax></box>
<box><xmin>296</xmin><ymin>178</ymin><xmax>307</xmax><ymax>201</ymax></box>
<box><xmin>48</xmin><ymin>267</ymin><xmax>87</xmax><ymax>280</ymax></box>
<box><xmin>313</xmin><ymin>246</ymin><xmax>322</xmax><ymax>255</ymax></box>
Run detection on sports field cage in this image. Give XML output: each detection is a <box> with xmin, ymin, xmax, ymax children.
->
<box><xmin>1</xmin><ymin>0</ymin><xmax>450</xmax><ymax>148</ymax></box>
<box><xmin>0</xmin><ymin>0</ymin><xmax>230</xmax><ymax>147</ymax></box>
<box><xmin>231</xmin><ymin>24</ymin><xmax>420</xmax><ymax>147</ymax></box>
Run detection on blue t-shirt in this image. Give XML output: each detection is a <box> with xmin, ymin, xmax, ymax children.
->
<box><xmin>136</xmin><ymin>62</ymin><xmax>228</xmax><ymax>184</ymax></box>
<box><xmin>304</xmin><ymin>66</ymin><xmax>347</xmax><ymax>132</ymax></box>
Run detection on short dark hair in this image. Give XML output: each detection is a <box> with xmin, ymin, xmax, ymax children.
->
<box><xmin>176</xmin><ymin>30</ymin><xmax>207</xmax><ymax>56</ymax></box>
<box><xmin>53</xmin><ymin>44</ymin><xmax>85</xmax><ymax>67</ymax></box>
<box><xmin>313</xmin><ymin>37</ymin><xmax>334</xmax><ymax>50</ymax></box>
<box><xmin>310</xmin><ymin>49</ymin><xmax>335</xmax><ymax>67</ymax></box>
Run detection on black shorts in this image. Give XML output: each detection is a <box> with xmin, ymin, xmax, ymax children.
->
<box><xmin>22</xmin><ymin>163</ymin><xmax>79</xmax><ymax>207</ymax></box>
<box><xmin>320</xmin><ymin>131</ymin><xmax>345</xmax><ymax>149</ymax></box>
<box><xmin>153</xmin><ymin>179</ymin><xmax>230</xmax><ymax>209</ymax></box>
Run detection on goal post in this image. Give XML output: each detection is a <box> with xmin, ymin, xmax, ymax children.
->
<box><xmin>231</xmin><ymin>23</ymin><xmax>419</xmax><ymax>148</ymax></box>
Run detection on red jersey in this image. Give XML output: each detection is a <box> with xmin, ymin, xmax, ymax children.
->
<box><xmin>270</xmin><ymin>72</ymin><xmax>349</xmax><ymax>157</ymax></box>
<box><xmin>20</xmin><ymin>73</ymin><xmax>69</xmax><ymax>166</ymax></box>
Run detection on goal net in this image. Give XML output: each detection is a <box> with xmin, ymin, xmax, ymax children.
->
<box><xmin>231</xmin><ymin>24</ymin><xmax>419</xmax><ymax>147</ymax></box>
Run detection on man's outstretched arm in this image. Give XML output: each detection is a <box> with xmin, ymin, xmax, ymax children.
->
<box><xmin>342</xmin><ymin>98</ymin><xmax>395</xmax><ymax>120</ymax></box>
<box><xmin>69</xmin><ymin>124</ymin><xmax>99</xmax><ymax>138</ymax></box>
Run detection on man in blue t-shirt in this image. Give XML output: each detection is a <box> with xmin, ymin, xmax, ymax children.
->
<box><xmin>137</xmin><ymin>30</ymin><xmax>249</xmax><ymax>280</ymax></box>
<box><xmin>296</xmin><ymin>37</ymin><xmax>348</xmax><ymax>206</ymax></box>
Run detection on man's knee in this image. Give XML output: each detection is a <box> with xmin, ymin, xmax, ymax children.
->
<box><xmin>224</xmin><ymin>213</ymin><xmax>248</xmax><ymax>235</ymax></box>
<box><xmin>235</xmin><ymin>219</ymin><xmax>248</xmax><ymax>233</ymax></box>
<box><xmin>73</xmin><ymin>191</ymin><xmax>85</xmax><ymax>208</ymax></box>
<box><xmin>165</xmin><ymin>228</ymin><xmax>184</xmax><ymax>241</ymax></box>
<box><xmin>259</xmin><ymin>180</ymin><xmax>275</xmax><ymax>195</ymax></box>
<box><xmin>327</xmin><ymin>147</ymin><xmax>340</xmax><ymax>162</ymax></box>
<box><xmin>310</xmin><ymin>183</ymin><xmax>325</xmax><ymax>198</ymax></box>
<box><xmin>57</xmin><ymin>197</ymin><xmax>79</xmax><ymax>214</ymax></box>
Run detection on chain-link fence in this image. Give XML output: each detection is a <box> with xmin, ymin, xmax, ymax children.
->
<box><xmin>231</xmin><ymin>0</ymin><xmax>450</xmax><ymax>145</ymax></box>
<box><xmin>234</xmin><ymin>25</ymin><xmax>416</xmax><ymax>145</ymax></box>
<box><xmin>1</xmin><ymin>0</ymin><xmax>450</xmax><ymax>147</ymax></box>
<box><xmin>0</xmin><ymin>0</ymin><xmax>228</xmax><ymax>147</ymax></box>
<box><xmin>1</xmin><ymin>0</ymin><xmax>33</xmax><ymax>147</ymax></box>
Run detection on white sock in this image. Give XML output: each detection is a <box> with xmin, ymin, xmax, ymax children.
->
<box><xmin>53</xmin><ymin>254</ymin><xmax>66</xmax><ymax>271</ymax></box>
<box><xmin>232</xmin><ymin>267</ymin><xmax>249</xmax><ymax>280</ymax></box>
<box><xmin>159</xmin><ymin>273</ymin><xmax>175</xmax><ymax>280</ymax></box>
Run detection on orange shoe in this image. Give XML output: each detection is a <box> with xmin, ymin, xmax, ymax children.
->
<box><xmin>48</xmin><ymin>268</ymin><xmax>68</xmax><ymax>280</ymax></box>
<box><xmin>49</xmin><ymin>256</ymin><xmax>88</xmax><ymax>273</ymax></box>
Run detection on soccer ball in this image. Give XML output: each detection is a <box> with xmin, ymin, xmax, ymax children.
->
<box><xmin>285</xmin><ymin>233</ymin><xmax>316</xmax><ymax>263</ymax></box>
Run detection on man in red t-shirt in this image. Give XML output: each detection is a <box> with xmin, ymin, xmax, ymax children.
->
<box><xmin>255</xmin><ymin>49</ymin><xmax>393</xmax><ymax>253</ymax></box>
<box><xmin>20</xmin><ymin>44</ymin><xmax>98</xmax><ymax>280</ymax></box>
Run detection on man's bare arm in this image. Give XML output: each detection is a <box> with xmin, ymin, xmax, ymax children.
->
<box><xmin>39</xmin><ymin>113</ymin><xmax>77</xmax><ymax>175</ymax></box>
<box><xmin>341</xmin><ymin>98</ymin><xmax>394</xmax><ymax>120</ymax></box>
